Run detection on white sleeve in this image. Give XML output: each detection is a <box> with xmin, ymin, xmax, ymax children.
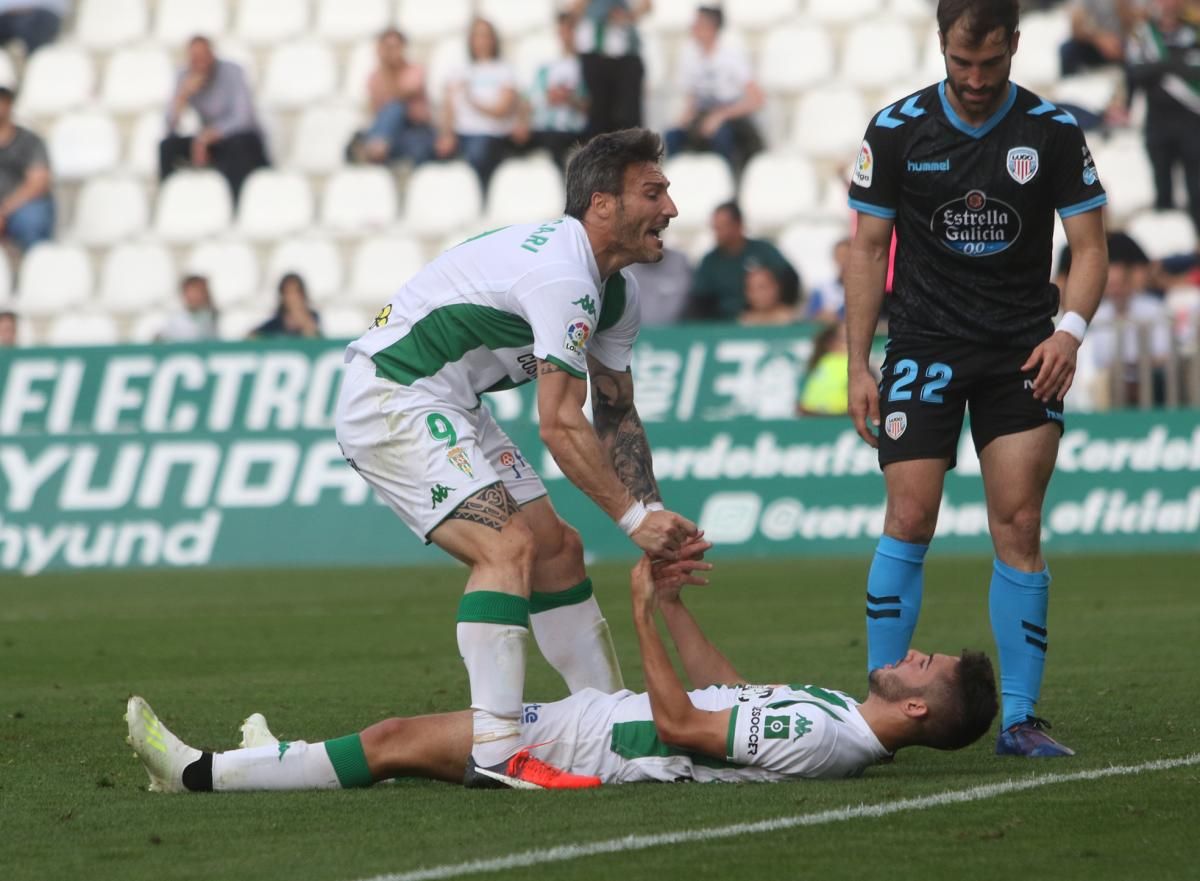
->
<box><xmin>728</xmin><ymin>703</ymin><xmax>834</xmax><ymax>777</ymax></box>
<box><xmin>586</xmin><ymin>270</ymin><xmax>641</xmax><ymax>372</ymax></box>
<box><xmin>515</xmin><ymin>269</ymin><xmax>601</xmax><ymax>379</ymax></box>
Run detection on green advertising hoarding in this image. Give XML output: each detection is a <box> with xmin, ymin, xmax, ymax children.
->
<box><xmin>1</xmin><ymin>326</ymin><xmax>1197</xmax><ymax>575</ymax></box>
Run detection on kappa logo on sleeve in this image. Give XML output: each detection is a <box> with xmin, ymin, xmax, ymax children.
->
<box><xmin>563</xmin><ymin>317</ymin><xmax>592</xmax><ymax>355</ymax></box>
<box><xmin>853</xmin><ymin>140</ymin><xmax>874</xmax><ymax>188</ymax></box>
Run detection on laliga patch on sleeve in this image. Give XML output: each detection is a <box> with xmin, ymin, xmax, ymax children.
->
<box><xmin>563</xmin><ymin>317</ymin><xmax>593</xmax><ymax>355</ymax></box>
<box><xmin>853</xmin><ymin>140</ymin><xmax>874</xmax><ymax>188</ymax></box>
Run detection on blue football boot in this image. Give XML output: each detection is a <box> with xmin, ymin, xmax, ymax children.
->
<box><xmin>996</xmin><ymin>716</ymin><xmax>1075</xmax><ymax>757</ymax></box>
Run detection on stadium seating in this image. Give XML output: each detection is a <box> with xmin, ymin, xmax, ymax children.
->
<box><xmin>316</xmin><ymin>0</ymin><xmax>391</xmax><ymax>43</ymax></box>
<box><xmin>790</xmin><ymin>86</ymin><xmax>868</xmax><ymax>163</ymax></box>
<box><xmin>18</xmin><ymin>243</ymin><xmax>93</xmax><ymax>316</ymax></box>
<box><xmin>841</xmin><ymin>21</ymin><xmax>919</xmax><ymax>90</ymax></box>
<box><xmin>99</xmin><ymin>243</ymin><xmax>176</xmax><ymax>313</ymax></box>
<box><xmin>726</xmin><ymin>0</ymin><xmax>802</xmax><ymax>31</ymax></box>
<box><xmin>0</xmin><ymin>49</ymin><xmax>14</xmax><ymax>88</ymax></box>
<box><xmin>127</xmin><ymin>110</ymin><xmax>169</xmax><ymax>178</ymax></box>
<box><xmin>154</xmin><ymin>170</ymin><xmax>234</xmax><ymax>243</ymax></box>
<box><xmin>1010</xmin><ymin>9</ymin><xmax>1070</xmax><ymax>91</ymax></box>
<box><xmin>101</xmin><ymin>45</ymin><xmax>175</xmax><ymax>114</ymax></box>
<box><xmin>318</xmin><ymin>305</ymin><xmax>372</xmax><ymax>338</ymax></box>
<box><xmin>288</xmin><ymin>104</ymin><xmax>365</xmax><ymax>174</ymax></box>
<box><xmin>348</xmin><ymin>234</ymin><xmax>425</xmax><ymax>305</ymax></box>
<box><xmin>0</xmin><ymin>251</ymin><xmax>12</xmax><ymax>302</ymax></box>
<box><xmin>512</xmin><ymin>28</ymin><xmax>559</xmax><ymax>90</ymax></box>
<box><xmin>48</xmin><ymin>112</ymin><xmax>120</xmax><ymax>180</ymax></box>
<box><xmin>1126</xmin><ymin>210</ymin><xmax>1198</xmax><ymax>261</ymax></box>
<box><xmin>484</xmin><ymin>154</ymin><xmax>565</xmax><ymax>227</ymax></box>
<box><xmin>236</xmin><ymin>0</ymin><xmax>310</xmax><ymax>46</ymax></box>
<box><xmin>661</xmin><ymin>153</ymin><xmax>735</xmax><ymax>234</ymax></box>
<box><xmin>1090</xmin><ymin>134</ymin><xmax>1157</xmax><ymax>224</ymax></box>
<box><xmin>320</xmin><ymin>166</ymin><xmax>399</xmax><ymax>232</ymax></box>
<box><xmin>642</xmin><ymin>0</ymin><xmax>694</xmax><ymax>34</ymax></box>
<box><xmin>236</xmin><ymin>169</ymin><xmax>315</xmax><ymax>240</ymax></box>
<box><xmin>262</xmin><ymin>40</ymin><xmax>338</xmax><ymax>109</ymax></box>
<box><xmin>267</xmin><ymin>236</ymin><xmax>345</xmax><ymax>302</ymax></box>
<box><xmin>397</xmin><ymin>0</ymin><xmax>472</xmax><ymax>41</ymax></box>
<box><xmin>185</xmin><ymin>240</ymin><xmax>261</xmax><ymax>308</ymax></box>
<box><xmin>341</xmin><ymin>40</ymin><xmax>376</xmax><ymax>99</ymax></box>
<box><xmin>758</xmin><ymin>25</ymin><xmax>835</xmax><ymax>96</ymax></box>
<box><xmin>155</xmin><ymin>0</ymin><xmax>230</xmax><ymax>44</ymax></box>
<box><xmin>403</xmin><ymin>161</ymin><xmax>482</xmax><ymax>237</ymax></box>
<box><xmin>76</xmin><ymin>0</ymin><xmax>150</xmax><ymax>50</ymax></box>
<box><xmin>778</xmin><ymin>220</ymin><xmax>849</xmax><ymax>293</ymax></box>
<box><xmin>72</xmin><ymin>176</ymin><xmax>149</xmax><ymax>246</ymax></box>
<box><xmin>17</xmin><ymin>45</ymin><xmax>94</xmax><ymax>118</ymax></box>
<box><xmin>477</xmin><ymin>0</ymin><xmax>555</xmax><ymax>38</ymax></box>
<box><xmin>46</xmin><ymin>311</ymin><xmax>121</xmax><ymax>346</ymax></box>
<box><xmin>807</xmin><ymin>0</ymin><xmax>884</xmax><ymax>27</ymax></box>
<box><xmin>740</xmin><ymin>152</ymin><xmax>821</xmax><ymax>233</ymax></box>
<box><xmin>218</xmin><ymin>306</ymin><xmax>272</xmax><ymax>340</ymax></box>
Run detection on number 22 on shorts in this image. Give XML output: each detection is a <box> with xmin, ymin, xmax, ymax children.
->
<box><xmin>887</xmin><ymin>359</ymin><xmax>953</xmax><ymax>404</ymax></box>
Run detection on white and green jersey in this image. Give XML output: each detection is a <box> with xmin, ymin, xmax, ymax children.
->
<box><xmin>345</xmin><ymin>216</ymin><xmax>641</xmax><ymax>410</ymax></box>
<box><xmin>524</xmin><ymin>684</ymin><xmax>891</xmax><ymax>784</ymax></box>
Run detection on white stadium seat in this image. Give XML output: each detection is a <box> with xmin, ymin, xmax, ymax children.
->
<box><xmin>342</xmin><ymin>40</ymin><xmax>375</xmax><ymax>100</ymax></box>
<box><xmin>267</xmin><ymin>236</ymin><xmax>345</xmax><ymax>303</ymax></box>
<box><xmin>17</xmin><ymin>45</ymin><xmax>94</xmax><ymax>117</ymax></box>
<box><xmin>477</xmin><ymin>0</ymin><xmax>555</xmax><ymax>39</ymax></box>
<box><xmin>641</xmin><ymin>0</ymin><xmax>694</xmax><ymax>34</ymax></box>
<box><xmin>1089</xmin><ymin>134</ymin><xmax>1156</xmax><ymax>224</ymax></box>
<box><xmin>219</xmin><ymin>306</ymin><xmax>273</xmax><ymax>340</ymax></box>
<box><xmin>807</xmin><ymin>0</ymin><xmax>883</xmax><ymax>26</ymax></box>
<box><xmin>759</xmin><ymin>25</ymin><xmax>835</xmax><ymax>96</ymax></box>
<box><xmin>512</xmin><ymin>29</ymin><xmax>560</xmax><ymax>91</ymax></box>
<box><xmin>48</xmin><ymin>112</ymin><xmax>120</xmax><ymax>180</ymax></box>
<box><xmin>727</xmin><ymin>0</ymin><xmax>801</xmax><ymax>30</ymax></box>
<box><xmin>46</xmin><ymin>312</ymin><xmax>121</xmax><ymax>346</ymax></box>
<box><xmin>888</xmin><ymin>0</ymin><xmax>935</xmax><ymax>23</ymax></box>
<box><xmin>0</xmin><ymin>48</ymin><xmax>14</xmax><ymax>88</ymax></box>
<box><xmin>920</xmin><ymin>27</ymin><xmax>947</xmax><ymax>79</ymax></box>
<box><xmin>128</xmin><ymin>110</ymin><xmax>168</xmax><ymax>178</ymax></box>
<box><xmin>77</xmin><ymin>0</ymin><xmax>149</xmax><ymax>49</ymax></box>
<box><xmin>72</xmin><ymin>177</ymin><xmax>149</xmax><ymax>246</ymax></box>
<box><xmin>101</xmin><ymin>45</ymin><xmax>175</xmax><ymax>114</ymax></box>
<box><xmin>186</xmin><ymin>240</ymin><xmax>261</xmax><ymax>308</ymax></box>
<box><xmin>128</xmin><ymin>310</ymin><xmax>169</xmax><ymax>343</ymax></box>
<box><xmin>661</xmin><ymin>153</ymin><xmax>735</xmax><ymax>234</ymax></box>
<box><xmin>288</xmin><ymin>104</ymin><xmax>365</xmax><ymax>174</ymax></box>
<box><xmin>485</xmin><ymin>156</ymin><xmax>566</xmax><ymax>227</ymax></box>
<box><xmin>235</xmin><ymin>0</ymin><xmax>310</xmax><ymax>45</ymax></box>
<box><xmin>261</xmin><ymin>40</ymin><xmax>337</xmax><ymax>109</ymax></box>
<box><xmin>320</xmin><ymin>166</ymin><xmax>398</xmax><ymax>232</ymax></box>
<box><xmin>315</xmin><ymin>0</ymin><xmax>389</xmax><ymax>43</ymax></box>
<box><xmin>778</xmin><ymin>220</ymin><xmax>851</xmax><ymax>293</ymax></box>
<box><xmin>740</xmin><ymin>152</ymin><xmax>821</xmax><ymax>232</ymax></box>
<box><xmin>396</xmin><ymin>0</ymin><xmax>471</xmax><ymax>42</ymax></box>
<box><xmin>841</xmin><ymin>21</ymin><xmax>919</xmax><ymax>90</ymax></box>
<box><xmin>426</xmin><ymin>35</ymin><xmax>470</xmax><ymax>106</ymax></box>
<box><xmin>318</xmin><ymin>306</ymin><xmax>371</xmax><ymax>339</ymax></box>
<box><xmin>155</xmin><ymin>170</ymin><xmax>234</xmax><ymax>243</ymax></box>
<box><xmin>99</xmin><ymin>243</ymin><xmax>175</xmax><ymax>313</ymax></box>
<box><xmin>155</xmin><ymin>0</ymin><xmax>229</xmax><ymax>44</ymax></box>
<box><xmin>0</xmin><ymin>250</ymin><xmax>12</xmax><ymax>300</ymax></box>
<box><xmin>236</xmin><ymin>170</ymin><xmax>315</xmax><ymax>240</ymax></box>
<box><xmin>1053</xmin><ymin>70</ymin><xmax>1122</xmax><ymax>114</ymax></box>
<box><xmin>403</xmin><ymin>161</ymin><xmax>482</xmax><ymax>237</ymax></box>
<box><xmin>1127</xmin><ymin>210</ymin><xmax>1198</xmax><ymax>260</ymax></box>
<box><xmin>1010</xmin><ymin>10</ymin><xmax>1070</xmax><ymax>91</ymax></box>
<box><xmin>791</xmin><ymin>87</ymin><xmax>868</xmax><ymax>163</ymax></box>
<box><xmin>17</xmin><ymin>243</ymin><xmax>93</xmax><ymax>316</ymax></box>
<box><xmin>349</xmin><ymin>235</ymin><xmax>425</xmax><ymax>306</ymax></box>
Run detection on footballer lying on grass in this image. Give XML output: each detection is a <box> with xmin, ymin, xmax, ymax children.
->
<box><xmin>127</xmin><ymin>541</ymin><xmax>999</xmax><ymax>789</ymax></box>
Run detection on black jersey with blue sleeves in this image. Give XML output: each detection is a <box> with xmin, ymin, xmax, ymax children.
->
<box><xmin>848</xmin><ymin>82</ymin><xmax>1107</xmax><ymax>346</ymax></box>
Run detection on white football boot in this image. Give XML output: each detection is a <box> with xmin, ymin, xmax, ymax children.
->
<box><xmin>238</xmin><ymin>712</ymin><xmax>279</xmax><ymax>748</ymax></box>
<box><xmin>125</xmin><ymin>695</ymin><xmax>201</xmax><ymax>792</ymax></box>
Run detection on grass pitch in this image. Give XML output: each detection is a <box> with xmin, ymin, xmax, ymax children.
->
<box><xmin>2</xmin><ymin>554</ymin><xmax>1197</xmax><ymax>881</ymax></box>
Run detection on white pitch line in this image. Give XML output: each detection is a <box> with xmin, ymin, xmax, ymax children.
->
<box><xmin>355</xmin><ymin>754</ymin><xmax>1200</xmax><ymax>881</ymax></box>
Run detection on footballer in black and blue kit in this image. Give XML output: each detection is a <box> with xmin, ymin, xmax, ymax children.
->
<box><xmin>844</xmin><ymin>0</ymin><xmax>1109</xmax><ymax>758</ymax></box>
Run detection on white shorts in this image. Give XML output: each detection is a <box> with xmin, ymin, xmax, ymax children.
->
<box><xmin>335</xmin><ymin>356</ymin><xmax>548</xmax><ymax>541</ymax></box>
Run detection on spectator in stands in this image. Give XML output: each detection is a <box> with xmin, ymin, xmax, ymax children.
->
<box><xmin>436</xmin><ymin>18</ymin><xmax>518</xmax><ymax>192</ymax></box>
<box><xmin>572</xmin><ymin>0</ymin><xmax>649</xmax><ymax>138</ymax></box>
<box><xmin>0</xmin><ymin>86</ymin><xmax>53</xmax><ymax>257</ymax></box>
<box><xmin>160</xmin><ymin>36</ymin><xmax>269</xmax><ymax>202</ymax></box>
<box><xmin>1127</xmin><ymin>0</ymin><xmax>1200</xmax><ymax>236</ymax></box>
<box><xmin>0</xmin><ymin>0</ymin><xmax>65</xmax><ymax>57</ymax></box>
<box><xmin>665</xmin><ymin>6</ymin><xmax>764</xmax><ymax>177</ymax></box>
<box><xmin>159</xmin><ymin>275</ymin><xmax>218</xmax><ymax>343</ymax></box>
<box><xmin>0</xmin><ymin>309</ymin><xmax>16</xmax><ymax>347</ymax></box>
<box><xmin>690</xmin><ymin>201</ymin><xmax>800</xmax><ymax>321</ymax></box>
<box><xmin>515</xmin><ymin>12</ymin><xmax>588</xmax><ymax>170</ymax></box>
<box><xmin>797</xmin><ymin>322</ymin><xmax>850</xmax><ymax>417</ymax></box>
<box><xmin>348</xmin><ymin>29</ymin><xmax>435</xmax><ymax>167</ymax></box>
<box><xmin>627</xmin><ymin>245</ymin><xmax>692</xmax><ymax>325</ymax></box>
<box><xmin>1060</xmin><ymin>0</ymin><xmax>1138</xmax><ymax>75</ymax></box>
<box><xmin>251</xmin><ymin>273</ymin><xmax>321</xmax><ymax>339</ymax></box>
<box><xmin>738</xmin><ymin>266</ymin><xmax>797</xmax><ymax>326</ymax></box>
<box><xmin>1088</xmin><ymin>232</ymin><xmax>1171</xmax><ymax>406</ymax></box>
<box><xmin>805</xmin><ymin>237</ymin><xmax>850</xmax><ymax>322</ymax></box>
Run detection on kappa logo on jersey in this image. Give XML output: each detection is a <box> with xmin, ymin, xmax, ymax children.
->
<box><xmin>447</xmin><ymin>446</ymin><xmax>473</xmax><ymax>478</ymax></box>
<box><xmin>1082</xmin><ymin>145</ymin><xmax>1099</xmax><ymax>186</ymax></box>
<box><xmin>1006</xmin><ymin>146</ymin><xmax>1039</xmax><ymax>184</ymax></box>
<box><xmin>764</xmin><ymin>715</ymin><xmax>790</xmax><ymax>739</ymax></box>
<box><xmin>932</xmin><ymin>189</ymin><xmax>1022</xmax><ymax>256</ymax></box>
<box><xmin>572</xmin><ymin>295</ymin><xmax>597</xmax><ymax>317</ymax></box>
<box><xmin>853</xmin><ymin>140</ymin><xmax>874</xmax><ymax>188</ymax></box>
<box><xmin>430</xmin><ymin>484</ymin><xmax>454</xmax><ymax>507</ymax></box>
<box><xmin>792</xmin><ymin>715</ymin><xmax>813</xmax><ymax>741</ymax></box>
<box><xmin>885</xmin><ymin>411</ymin><xmax>907</xmax><ymax>440</ymax></box>
<box><xmin>563</xmin><ymin>317</ymin><xmax>592</xmax><ymax>355</ymax></box>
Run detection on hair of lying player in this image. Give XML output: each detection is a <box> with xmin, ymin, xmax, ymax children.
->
<box><xmin>936</xmin><ymin>0</ymin><xmax>1019</xmax><ymax>44</ymax></box>
<box><xmin>564</xmin><ymin>128</ymin><xmax>665</xmax><ymax>220</ymax></box>
<box><xmin>924</xmin><ymin>650</ymin><xmax>999</xmax><ymax>750</ymax></box>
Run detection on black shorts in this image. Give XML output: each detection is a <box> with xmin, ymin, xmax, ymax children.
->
<box><xmin>876</xmin><ymin>337</ymin><xmax>1065</xmax><ymax>470</ymax></box>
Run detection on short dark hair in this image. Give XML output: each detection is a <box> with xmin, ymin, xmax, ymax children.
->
<box><xmin>0</xmin><ymin>309</ymin><xmax>16</xmax><ymax>321</ymax></box>
<box><xmin>0</xmin><ymin>86</ymin><xmax>14</xmax><ymax>103</ymax></box>
<box><xmin>181</xmin><ymin>274</ymin><xmax>208</xmax><ymax>289</ymax></box>
<box><xmin>923</xmin><ymin>650</ymin><xmax>999</xmax><ymax>750</ymax></box>
<box><xmin>697</xmin><ymin>5</ymin><xmax>724</xmax><ymax>28</ymax></box>
<box><xmin>714</xmin><ymin>200</ymin><xmax>743</xmax><ymax>225</ymax></box>
<box><xmin>937</xmin><ymin>0</ymin><xmax>1019</xmax><ymax>44</ymax></box>
<box><xmin>564</xmin><ymin>128</ymin><xmax>664</xmax><ymax>220</ymax></box>
<box><xmin>278</xmin><ymin>272</ymin><xmax>308</xmax><ymax>299</ymax></box>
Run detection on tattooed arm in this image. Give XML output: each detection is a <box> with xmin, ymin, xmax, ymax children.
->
<box><xmin>587</xmin><ymin>355</ymin><xmax>662</xmax><ymax>506</ymax></box>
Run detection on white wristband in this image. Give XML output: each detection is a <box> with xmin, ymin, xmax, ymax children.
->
<box><xmin>618</xmin><ymin>500</ymin><xmax>648</xmax><ymax>536</ymax></box>
<box><xmin>645</xmin><ymin>501</ymin><xmax>664</xmax><ymax>512</ymax></box>
<box><xmin>1056</xmin><ymin>310</ymin><xmax>1088</xmax><ymax>343</ymax></box>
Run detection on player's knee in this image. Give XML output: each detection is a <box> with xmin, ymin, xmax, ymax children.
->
<box><xmin>500</xmin><ymin>516</ymin><xmax>539</xmax><ymax>572</ymax></box>
<box><xmin>996</xmin><ymin>506</ymin><xmax>1042</xmax><ymax>549</ymax></box>
<box><xmin>885</xmin><ymin>501</ymin><xmax>938</xmax><ymax>543</ymax></box>
<box><xmin>550</xmin><ymin>522</ymin><xmax>584</xmax><ymax>566</ymax></box>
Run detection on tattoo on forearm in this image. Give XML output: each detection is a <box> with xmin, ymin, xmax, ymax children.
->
<box><xmin>448</xmin><ymin>483</ymin><xmax>521</xmax><ymax>531</ymax></box>
<box><xmin>591</xmin><ymin>370</ymin><xmax>662</xmax><ymax>505</ymax></box>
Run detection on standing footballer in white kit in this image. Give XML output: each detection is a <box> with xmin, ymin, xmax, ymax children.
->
<box><xmin>335</xmin><ymin>128</ymin><xmax>698</xmax><ymax>789</ymax></box>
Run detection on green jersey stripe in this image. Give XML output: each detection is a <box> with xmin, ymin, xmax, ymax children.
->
<box><xmin>372</xmin><ymin>304</ymin><xmax>534</xmax><ymax>387</ymax></box>
<box><xmin>610</xmin><ymin>720</ymin><xmax>740</xmax><ymax>770</ymax></box>
<box><xmin>543</xmin><ymin>354</ymin><xmax>587</xmax><ymax>379</ymax></box>
<box><xmin>597</xmin><ymin>273</ymin><xmax>626</xmax><ymax>333</ymax></box>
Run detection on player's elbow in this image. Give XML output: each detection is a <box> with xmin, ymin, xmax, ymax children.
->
<box><xmin>653</xmin><ymin>708</ymin><xmax>696</xmax><ymax>748</ymax></box>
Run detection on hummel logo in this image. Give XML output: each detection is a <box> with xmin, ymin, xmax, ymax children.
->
<box><xmin>277</xmin><ymin>741</ymin><xmax>291</xmax><ymax>762</ymax></box>
<box><xmin>430</xmin><ymin>484</ymin><xmax>453</xmax><ymax>507</ymax></box>
<box><xmin>571</xmin><ymin>295</ymin><xmax>597</xmax><ymax>317</ymax></box>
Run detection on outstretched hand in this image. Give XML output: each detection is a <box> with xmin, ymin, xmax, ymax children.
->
<box><xmin>631</xmin><ymin>536</ymin><xmax>714</xmax><ymax>610</ymax></box>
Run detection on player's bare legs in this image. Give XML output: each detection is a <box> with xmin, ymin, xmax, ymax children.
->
<box><xmin>978</xmin><ymin>424</ymin><xmax>1071</xmax><ymax>755</ymax></box>
<box><xmin>865</xmin><ymin>458</ymin><xmax>949</xmax><ymax>671</ymax></box>
<box><xmin>522</xmin><ymin>496</ymin><xmax>624</xmax><ymax>693</ymax></box>
<box><xmin>361</xmin><ymin>711</ymin><xmax>473</xmax><ymax>783</ymax></box>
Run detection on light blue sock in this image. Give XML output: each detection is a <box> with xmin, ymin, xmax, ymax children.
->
<box><xmin>866</xmin><ymin>536</ymin><xmax>928</xmax><ymax>671</ymax></box>
<box><xmin>989</xmin><ymin>559</ymin><xmax>1050</xmax><ymax>730</ymax></box>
